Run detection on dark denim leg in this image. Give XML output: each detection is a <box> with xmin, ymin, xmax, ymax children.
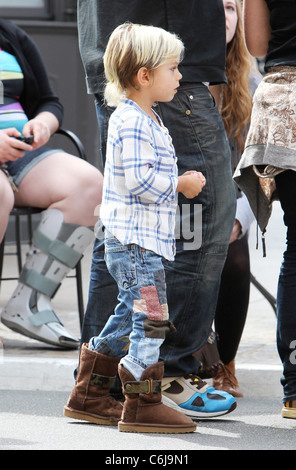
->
<box><xmin>80</xmin><ymin>99</ymin><xmax>118</xmax><ymax>345</ymax></box>
<box><xmin>80</xmin><ymin>236</ymin><xmax>119</xmax><ymax>344</ymax></box>
<box><xmin>94</xmin><ymin>95</ymin><xmax>114</xmax><ymax>168</ymax></box>
<box><xmin>275</xmin><ymin>171</ymin><xmax>296</xmax><ymax>402</ymax></box>
<box><xmin>157</xmin><ymin>84</ymin><xmax>236</xmax><ymax>376</ymax></box>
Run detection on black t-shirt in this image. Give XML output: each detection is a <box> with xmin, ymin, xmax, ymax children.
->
<box><xmin>77</xmin><ymin>0</ymin><xmax>227</xmax><ymax>94</ymax></box>
<box><xmin>265</xmin><ymin>0</ymin><xmax>296</xmax><ymax>69</ymax></box>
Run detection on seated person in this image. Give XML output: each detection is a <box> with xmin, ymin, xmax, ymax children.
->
<box><xmin>0</xmin><ymin>18</ymin><xmax>103</xmax><ymax>349</ymax></box>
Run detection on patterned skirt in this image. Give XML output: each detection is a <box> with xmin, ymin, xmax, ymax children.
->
<box><xmin>234</xmin><ymin>66</ymin><xmax>296</xmax><ymax>233</ymax></box>
<box><xmin>246</xmin><ymin>66</ymin><xmax>296</xmax><ymax>173</ymax></box>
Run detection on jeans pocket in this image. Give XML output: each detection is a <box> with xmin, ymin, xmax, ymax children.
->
<box><xmin>105</xmin><ymin>240</ymin><xmax>137</xmax><ymax>289</ymax></box>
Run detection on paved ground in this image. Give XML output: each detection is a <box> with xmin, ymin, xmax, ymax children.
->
<box><xmin>0</xmin><ymin>391</ymin><xmax>294</xmax><ymax>451</ymax></box>
<box><xmin>0</xmin><ymin>201</ymin><xmax>295</xmax><ymax>451</ymax></box>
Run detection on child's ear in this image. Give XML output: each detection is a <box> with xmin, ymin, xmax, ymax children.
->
<box><xmin>136</xmin><ymin>67</ymin><xmax>152</xmax><ymax>87</ymax></box>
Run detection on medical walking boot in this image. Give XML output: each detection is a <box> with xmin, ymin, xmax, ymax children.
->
<box><xmin>118</xmin><ymin>361</ymin><xmax>197</xmax><ymax>433</ymax></box>
<box><xmin>1</xmin><ymin>209</ymin><xmax>93</xmax><ymax>348</ymax></box>
<box><xmin>64</xmin><ymin>344</ymin><xmax>123</xmax><ymax>425</ymax></box>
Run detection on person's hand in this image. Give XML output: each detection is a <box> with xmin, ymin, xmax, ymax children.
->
<box><xmin>229</xmin><ymin>219</ymin><xmax>242</xmax><ymax>244</ymax></box>
<box><xmin>0</xmin><ymin>128</ymin><xmax>33</xmax><ymax>163</ymax></box>
<box><xmin>22</xmin><ymin>112</ymin><xmax>59</xmax><ymax>149</ymax></box>
<box><xmin>177</xmin><ymin>170</ymin><xmax>206</xmax><ymax>199</ymax></box>
<box><xmin>189</xmin><ymin>171</ymin><xmax>206</xmax><ymax>187</ymax></box>
<box><xmin>22</xmin><ymin>118</ymin><xmax>51</xmax><ymax>149</ymax></box>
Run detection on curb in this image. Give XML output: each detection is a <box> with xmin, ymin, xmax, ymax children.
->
<box><xmin>0</xmin><ymin>356</ymin><xmax>77</xmax><ymax>392</ymax></box>
<box><xmin>0</xmin><ymin>356</ymin><xmax>283</xmax><ymax>397</ymax></box>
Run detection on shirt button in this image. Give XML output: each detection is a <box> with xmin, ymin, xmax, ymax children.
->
<box><xmin>185</xmin><ymin>110</ymin><xmax>191</xmax><ymax>115</ymax></box>
<box><xmin>189</xmin><ymin>95</ymin><xmax>194</xmax><ymax>100</ymax></box>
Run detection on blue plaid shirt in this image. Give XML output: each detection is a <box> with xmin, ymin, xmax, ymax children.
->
<box><xmin>100</xmin><ymin>99</ymin><xmax>178</xmax><ymax>260</ymax></box>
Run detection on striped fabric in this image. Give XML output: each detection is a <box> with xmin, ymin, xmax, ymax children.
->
<box><xmin>0</xmin><ymin>49</ymin><xmax>29</xmax><ymax>132</ymax></box>
<box><xmin>100</xmin><ymin>98</ymin><xmax>178</xmax><ymax>261</ymax></box>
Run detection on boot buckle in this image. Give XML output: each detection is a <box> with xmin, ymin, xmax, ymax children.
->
<box><xmin>145</xmin><ymin>379</ymin><xmax>153</xmax><ymax>394</ymax></box>
<box><xmin>124</xmin><ymin>379</ymin><xmax>161</xmax><ymax>394</ymax></box>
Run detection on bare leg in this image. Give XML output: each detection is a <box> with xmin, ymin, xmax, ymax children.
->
<box><xmin>0</xmin><ymin>171</ymin><xmax>15</xmax><ymax>242</ymax></box>
<box><xmin>14</xmin><ymin>152</ymin><xmax>103</xmax><ymax>226</ymax></box>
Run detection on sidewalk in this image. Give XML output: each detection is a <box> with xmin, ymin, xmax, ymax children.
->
<box><xmin>0</xmin><ymin>202</ymin><xmax>285</xmax><ymax>398</ymax></box>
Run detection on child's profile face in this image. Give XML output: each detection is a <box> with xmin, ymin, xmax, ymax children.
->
<box><xmin>149</xmin><ymin>59</ymin><xmax>182</xmax><ymax>103</ymax></box>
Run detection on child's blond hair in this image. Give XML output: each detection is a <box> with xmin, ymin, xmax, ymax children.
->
<box><xmin>103</xmin><ymin>22</ymin><xmax>184</xmax><ymax>106</ymax></box>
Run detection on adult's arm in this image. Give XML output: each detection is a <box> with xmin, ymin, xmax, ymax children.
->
<box><xmin>15</xmin><ymin>28</ymin><xmax>62</xmax><ymax>147</ymax></box>
<box><xmin>243</xmin><ymin>0</ymin><xmax>272</xmax><ymax>57</ymax></box>
<box><xmin>15</xmin><ymin>25</ymin><xmax>64</xmax><ymax>125</ymax></box>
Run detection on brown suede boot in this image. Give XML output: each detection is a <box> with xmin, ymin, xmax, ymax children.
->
<box><xmin>213</xmin><ymin>359</ymin><xmax>243</xmax><ymax>398</ymax></box>
<box><xmin>63</xmin><ymin>344</ymin><xmax>123</xmax><ymax>425</ymax></box>
<box><xmin>118</xmin><ymin>361</ymin><xmax>197</xmax><ymax>433</ymax></box>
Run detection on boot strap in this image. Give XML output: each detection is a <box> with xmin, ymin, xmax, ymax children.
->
<box><xmin>33</xmin><ymin>230</ymin><xmax>82</xmax><ymax>268</ymax></box>
<box><xmin>29</xmin><ymin>309</ymin><xmax>61</xmax><ymax>326</ymax></box>
<box><xmin>20</xmin><ymin>268</ymin><xmax>61</xmax><ymax>298</ymax></box>
<box><xmin>124</xmin><ymin>379</ymin><xmax>161</xmax><ymax>394</ymax></box>
<box><xmin>90</xmin><ymin>373</ymin><xmax>116</xmax><ymax>388</ymax></box>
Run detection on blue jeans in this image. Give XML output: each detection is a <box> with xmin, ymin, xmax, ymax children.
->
<box><xmin>275</xmin><ymin>170</ymin><xmax>296</xmax><ymax>402</ymax></box>
<box><xmin>89</xmin><ymin>234</ymin><xmax>173</xmax><ymax>379</ymax></box>
<box><xmin>82</xmin><ymin>84</ymin><xmax>236</xmax><ymax>377</ymax></box>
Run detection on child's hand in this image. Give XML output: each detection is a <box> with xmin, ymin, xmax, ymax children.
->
<box><xmin>189</xmin><ymin>171</ymin><xmax>206</xmax><ymax>187</ymax></box>
<box><xmin>177</xmin><ymin>170</ymin><xmax>206</xmax><ymax>199</ymax></box>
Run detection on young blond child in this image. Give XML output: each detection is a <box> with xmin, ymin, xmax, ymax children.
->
<box><xmin>64</xmin><ymin>22</ymin><xmax>205</xmax><ymax>434</ymax></box>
